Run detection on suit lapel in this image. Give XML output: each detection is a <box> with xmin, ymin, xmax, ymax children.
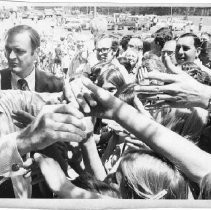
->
<box><xmin>1</xmin><ymin>69</ymin><xmax>12</xmax><ymax>90</ymax></box>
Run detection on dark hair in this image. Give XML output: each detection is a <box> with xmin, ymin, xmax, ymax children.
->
<box><xmin>72</xmin><ymin>172</ymin><xmax>120</xmax><ymax>198</ymax></box>
<box><xmin>120</xmin><ymin>35</ymin><xmax>132</xmax><ymax>51</ymax></box>
<box><xmin>117</xmin><ymin>56</ymin><xmax>132</xmax><ymax>72</ymax></box>
<box><xmin>5</xmin><ymin>25</ymin><xmax>40</xmax><ymax>52</ymax></box>
<box><xmin>115</xmin><ymin>83</ymin><xmax>137</xmax><ymax>107</ymax></box>
<box><xmin>97</xmin><ymin>66</ymin><xmax>126</xmax><ymax>89</ymax></box>
<box><xmin>179</xmin><ymin>33</ymin><xmax>201</xmax><ymax>49</ymax></box>
<box><xmin>154</xmin><ymin>27</ymin><xmax>173</xmax><ymax>49</ymax></box>
<box><xmin>199</xmin><ymin>41</ymin><xmax>211</xmax><ymax>65</ymax></box>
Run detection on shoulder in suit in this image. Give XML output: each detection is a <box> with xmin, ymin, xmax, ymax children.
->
<box><xmin>0</xmin><ymin>68</ymin><xmax>12</xmax><ymax>90</ymax></box>
<box><xmin>35</xmin><ymin>69</ymin><xmax>64</xmax><ymax>93</ymax></box>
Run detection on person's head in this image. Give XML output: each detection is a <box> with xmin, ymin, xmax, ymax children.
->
<box><xmin>161</xmin><ymin>40</ymin><xmax>177</xmax><ymax>65</ymax></box>
<box><xmin>72</xmin><ymin>172</ymin><xmax>120</xmax><ymax>198</ymax></box>
<box><xmin>97</xmin><ymin>66</ymin><xmax>126</xmax><ymax>95</ymax></box>
<box><xmin>4</xmin><ymin>25</ymin><xmax>40</xmax><ymax>78</ymax></box>
<box><xmin>124</xmin><ymin>49</ymin><xmax>139</xmax><ymax>69</ymax></box>
<box><xmin>116</xmin><ymin>149</ymin><xmax>188</xmax><ymax>199</ymax></box>
<box><xmin>143</xmin><ymin>38</ymin><xmax>154</xmax><ymax>54</ymax></box>
<box><xmin>115</xmin><ymin>83</ymin><xmax>137</xmax><ymax>107</ymax></box>
<box><xmin>74</xmin><ymin>33</ymin><xmax>88</xmax><ymax>51</ymax></box>
<box><xmin>95</xmin><ymin>34</ymin><xmax>119</xmax><ymax>62</ymax></box>
<box><xmin>199</xmin><ymin>40</ymin><xmax>211</xmax><ymax>66</ymax></box>
<box><xmin>90</xmin><ymin>17</ymin><xmax>107</xmax><ymax>37</ymax></box>
<box><xmin>201</xmin><ymin>32</ymin><xmax>211</xmax><ymax>43</ymax></box>
<box><xmin>199</xmin><ymin>172</ymin><xmax>211</xmax><ymax>199</ymax></box>
<box><xmin>117</xmin><ymin>56</ymin><xmax>132</xmax><ymax>72</ymax></box>
<box><xmin>120</xmin><ymin>35</ymin><xmax>132</xmax><ymax>52</ymax></box>
<box><xmin>176</xmin><ymin>33</ymin><xmax>201</xmax><ymax>65</ymax></box>
<box><xmin>127</xmin><ymin>37</ymin><xmax>143</xmax><ymax>53</ymax></box>
<box><xmin>153</xmin><ymin>27</ymin><xmax>173</xmax><ymax>55</ymax></box>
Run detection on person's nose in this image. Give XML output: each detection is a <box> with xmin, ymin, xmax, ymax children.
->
<box><xmin>178</xmin><ymin>47</ymin><xmax>184</xmax><ymax>54</ymax></box>
<box><xmin>9</xmin><ymin>50</ymin><xmax>17</xmax><ymax>59</ymax></box>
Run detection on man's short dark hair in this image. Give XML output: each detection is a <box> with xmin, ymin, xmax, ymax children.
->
<box><xmin>5</xmin><ymin>25</ymin><xmax>40</xmax><ymax>52</ymax></box>
<box><xmin>179</xmin><ymin>33</ymin><xmax>201</xmax><ymax>49</ymax></box>
<box><xmin>154</xmin><ymin>27</ymin><xmax>173</xmax><ymax>48</ymax></box>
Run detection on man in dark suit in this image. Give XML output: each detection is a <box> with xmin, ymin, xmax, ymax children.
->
<box><xmin>0</xmin><ymin>25</ymin><xmax>66</xmax><ymax>198</ymax></box>
<box><xmin>1</xmin><ymin>25</ymin><xmax>63</xmax><ymax>92</ymax></box>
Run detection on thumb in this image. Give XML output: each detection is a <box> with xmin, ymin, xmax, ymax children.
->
<box><xmin>33</xmin><ymin>153</ymin><xmax>45</xmax><ymax>165</ymax></box>
<box><xmin>164</xmin><ymin>54</ymin><xmax>182</xmax><ymax>74</ymax></box>
<box><xmin>63</xmin><ymin>79</ymin><xmax>79</xmax><ymax>109</ymax></box>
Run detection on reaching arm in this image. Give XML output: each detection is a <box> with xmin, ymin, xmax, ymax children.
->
<box><xmin>81</xmin><ymin>78</ymin><xmax>211</xmax><ymax>184</ymax></box>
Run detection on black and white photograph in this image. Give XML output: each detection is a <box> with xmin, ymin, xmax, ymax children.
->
<box><xmin>0</xmin><ymin>0</ymin><xmax>211</xmax><ymax>209</ymax></box>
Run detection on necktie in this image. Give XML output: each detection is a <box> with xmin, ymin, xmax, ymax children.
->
<box><xmin>17</xmin><ymin>79</ymin><xmax>29</xmax><ymax>91</ymax></box>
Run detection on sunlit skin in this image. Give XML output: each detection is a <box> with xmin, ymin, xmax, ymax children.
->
<box><xmin>96</xmin><ymin>38</ymin><xmax>114</xmax><ymax>62</ymax></box>
<box><xmin>5</xmin><ymin>32</ymin><xmax>37</xmax><ymax>78</ymax></box>
<box><xmin>5</xmin><ymin>31</ymin><xmax>37</xmax><ymax>78</ymax></box>
<box><xmin>101</xmin><ymin>81</ymin><xmax>117</xmax><ymax>95</ymax></box>
<box><xmin>161</xmin><ymin>40</ymin><xmax>177</xmax><ymax>65</ymax></box>
<box><xmin>125</xmin><ymin>49</ymin><xmax>138</xmax><ymax>68</ymax></box>
<box><xmin>176</xmin><ymin>36</ymin><xmax>200</xmax><ymax>65</ymax></box>
<box><xmin>128</xmin><ymin>38</ymin><xmax>143</xmax><ymax>52</ymax></box>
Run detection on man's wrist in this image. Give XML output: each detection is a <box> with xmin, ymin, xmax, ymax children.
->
<box><xmin>202</xmin><ymin>85</ymin><xmax>211</xmax><ymax>110</ymax></box>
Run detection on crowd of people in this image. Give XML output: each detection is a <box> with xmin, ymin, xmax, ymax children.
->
<box><xmin>1</xmin><ymin>11</ymin><xmax>211</xmax><ymax>202</ymax></box>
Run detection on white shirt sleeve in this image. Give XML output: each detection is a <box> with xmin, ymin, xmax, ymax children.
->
<box><xmin>0</xmin><ymin>132</ymin><xmax>23</xmax><ymax>177</ymax></box>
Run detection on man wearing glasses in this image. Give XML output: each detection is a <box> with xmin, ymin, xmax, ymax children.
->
<box><xmin>85</xmin><ymin>34</ymin><xmax>130</xmax><ymax>83</ymax></box>
<box><xmin>161</xmin><ymin>40</ymin><xmax>177</xmax><ymax>65</ymax></box>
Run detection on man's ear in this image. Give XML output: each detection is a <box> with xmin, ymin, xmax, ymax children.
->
<box><xmin>33</xmin><ymin>47</ymin><xmax>40</xmax><ymax>62</ymax></box>
<box><xmin>196</xmin><ymin>47</ymin><xmax>201</xmax><ymax>59</ymax></box>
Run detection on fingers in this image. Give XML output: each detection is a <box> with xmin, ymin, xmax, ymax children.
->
<box><xmin>51</xmin><ymin>130</ymin><xmax>86</xmax><ymax>143</ymax></box>
<box><xmin>48</xmin><ymin>121</ymin><xmax>87</xmax><ymax>139</ymax></box>
<box><xmin>46</xmin><ymin>113</ymin><xmax>86</xmax><ymax>131</ymax></box>
<box><xmin>42</xmin><ymin>104</ymin><xmax>84</xmax><ymax>119</ymax></box>
<box><xmin>76</xmin><ymin>93</ymin><xmax>91</xmax><ymax>113</ymax></box>
<box><xmin>143</xmin><ymin>71</ymin><xmax>178</xmax><ymax>83</ymax></box>
<box><xmin>12</xmin><ymin>110</ymin><xmax>34</xmax><ymax>128</ymax></box>
<box><xmin>145</xmin><ymin>101</ymin><xmax>173</xmax><ymax>110</ymax></box>
<box><xmin>13</xmin><ymin>121</ymin><xmax>27</xmax><ymax>129</ymax></box>
<box><xmin>63</xmin><ymin>79</ymin><xmax>79</xmax><ymax>108</ymax></box>
<box><xmin>134</xmin><ymin>84</ymin><xmax>176</xmax><ymax>94</ymax></box>
<box><xmin>70</xmin><ymin>78</ymin><xmax>92</xmax><ymax>113</ymax></box>
<box><xmin>82</xmin><ymin>77</ymin><xmax>112</xmax><ymax>103</ymax></box>
<box><xmin>164</xmin><ymin>54</ymin><xmax>183</xmax><ymax>74</ymax></box>
<box><xmin>147</xmin><ymin>94</ymin><xmax>178</xmax><ymax>101</ymax></box>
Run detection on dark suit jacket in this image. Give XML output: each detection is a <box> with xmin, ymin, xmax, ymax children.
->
<box><xmin>0</xmin><ymin>68</ymin><xmax>67</xmax><ymax>198</ymax></box>
<box><xmin>1</xmin><ymin>68</ymin><xmax>63</xmax><ymax>92</ymax></box>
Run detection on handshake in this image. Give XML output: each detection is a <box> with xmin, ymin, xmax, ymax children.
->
<box><xmin>16</xmin><ymin>77</ymin><xmax>123</xmax><ymax>156</ymax></box>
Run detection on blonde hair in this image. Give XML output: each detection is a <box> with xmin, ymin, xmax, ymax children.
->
<box><xmin>118</xmin><ymin>149</ymin><xmax>188</xmax><ymax>199</ymax></box>
<box><xmin>90</xmin><ymin>17</ymin><xmax>107</xmax><ymax>36</ymax></box>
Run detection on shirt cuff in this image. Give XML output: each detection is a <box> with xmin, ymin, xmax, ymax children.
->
<box><xmin>0</xmin><ymin>132</ymin><xmax>23</xmax><ymax>177</ymax></box>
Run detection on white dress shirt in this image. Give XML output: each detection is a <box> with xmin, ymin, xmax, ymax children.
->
<box><xmin>11</xmin><ymin>68</ymin><xmax>35</xmax><ymax>91</ymax></box>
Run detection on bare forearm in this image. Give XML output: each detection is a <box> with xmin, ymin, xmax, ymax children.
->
<box><xmin>113</xmin><ymin>102</ymin><xmax>211</xmax><ymax>183</ymax></box>
<box><xmin>57</xmin><ymin>179</ymin><xmax>103</xmax><ymax>199</ymax></box>
<box><xmin>81</xmin><ymin>135</ymin><xmax>107</xmax><ymax>181</ymax></box>
<box><xmin>198</xmin><ymin>84</ymin><xmax>211</xmax><ymax>109</ymax></box>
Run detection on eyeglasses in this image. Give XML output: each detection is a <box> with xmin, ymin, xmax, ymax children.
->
<box><xmin>161</xmin><ymin>51</ymin><xmax>175</xmax><ymax>56</ymax></box>
<box><xmin>96</xmin><ymin>48</ymin><xmax>110</xmax><ymax>53</ymax></box>
<box><xmin>128</xmin><ymin>44</ymin><xmax>143</xmax><ymax>51</ymax></box>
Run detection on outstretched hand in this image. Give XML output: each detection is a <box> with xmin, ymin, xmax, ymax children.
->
<box><xmin>81</xmin><ymin>77</ymin><xmax>124</xmax><ymax>119</ymax></box>
<box><xmin>134</xmin><ymin>54</ymin><xmax>210</xmax><ymax>109</ymax></box>
<box><xmin>12</xmin><ymin>110</ymin><xmax>35</xmax><ymax>129</ymax></box>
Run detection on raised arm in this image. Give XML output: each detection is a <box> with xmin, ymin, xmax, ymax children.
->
<box><xmin>81</xmin><ymin>78</ymin><xmax>211</xmax><ymax>184</ymax></box>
